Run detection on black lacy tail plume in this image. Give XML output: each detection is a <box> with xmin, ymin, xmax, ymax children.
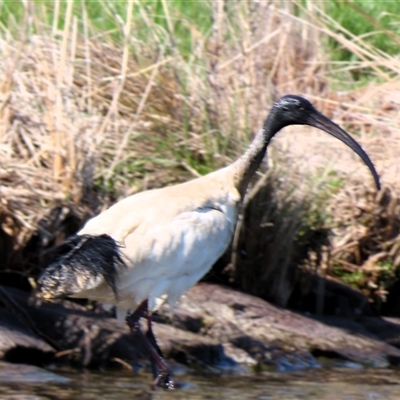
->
<box><xmin>42</xmin><ymin>234</ymin><xmax>125</xmax><ymax>298</ymax></box>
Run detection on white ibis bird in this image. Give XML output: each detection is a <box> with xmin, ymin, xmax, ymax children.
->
<box><xmin>37</xmin><ymin>95</ymin><xmax>380</xmax><ymax>389</ymax></box>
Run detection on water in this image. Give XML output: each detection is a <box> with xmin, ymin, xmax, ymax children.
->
<box><xmin>0</xmin><ymin>365</ymin><xmax>400</xmax><ymax>400</ymax></box>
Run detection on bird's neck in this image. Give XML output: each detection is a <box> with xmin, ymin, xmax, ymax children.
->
<box><xmin>233</xmin><ymin>108</ymin><xmax>284</xmax><ymax>198</ymax></box>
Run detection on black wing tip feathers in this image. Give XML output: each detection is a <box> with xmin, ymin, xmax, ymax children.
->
<box><xmin>37</xmin><ymin>234</ymin><xmax>125</xmax><ymax>300</ymax></box>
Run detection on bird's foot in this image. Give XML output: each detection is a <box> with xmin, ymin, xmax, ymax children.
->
<box><xmin>153</xmin><ymin>371</ymin><xmax>174</xmax><ymax>390</ymax></box>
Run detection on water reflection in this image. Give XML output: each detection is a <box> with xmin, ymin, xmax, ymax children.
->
<box><xmin>1</xmin><ymin>366</ymin><xmax>400</xmax><ymax>400</ymax></box>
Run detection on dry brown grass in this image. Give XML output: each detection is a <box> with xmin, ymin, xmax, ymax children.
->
<box><xmin>1</xmin><ymin>1</ymin><xmax>400</xmax><ymax>310</ymax></box>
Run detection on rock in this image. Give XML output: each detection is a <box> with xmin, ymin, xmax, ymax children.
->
<box><xmin>0</xmin><ymin>286</ymin><xmax>240</xmax><ymax>371</ymax></box>
<box><xmin>0</xmin><ymin>361</ymin><xmax>70</xmax><ymax>383</ymax></box>
<box><xmin>0</xmin><ymin>307</ymin><xmax>54</xmax><ymax>361</ymax></box>
<box><xmin>1</xmin><ymin>283</ymin><xmax>400</xmax><ymax>374</ymax></box>
<box><xmin>0</xmin><ymin>286</ymin><xmax>146</xmax><ymax>368</ymax></box>
<box><xmin>158</xmin><ymin>283</ymin><xmax>400</xmax><ymax>369</ymax></box>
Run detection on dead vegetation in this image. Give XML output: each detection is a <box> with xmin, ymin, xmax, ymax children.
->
<box><xmin>1</xmin><ymin>1</ymin><xmax>400</xmax><ymax>313</ymax></box>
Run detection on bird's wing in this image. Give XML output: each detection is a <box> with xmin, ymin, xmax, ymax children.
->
<box><xmin>80</xmin><ymin>166</ymin><xmax>239</xmax><ymax>242</ymax></box>
<box><xmin>117</xmin><ymin>200</ymin><xmax>238</xmax><ymax>310</ymax></box>
<box><xmin>76</xmin><ymin>171</ymin><xmax>240</xmax><ymax>307</ymax></box>
<box><xmin>75</xmin><ymin>194</ymin><xmax>238</xmax><ymax>308</ymax></box>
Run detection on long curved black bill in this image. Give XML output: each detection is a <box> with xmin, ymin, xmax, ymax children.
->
<box><xmin>308</xmin><ymin>111</ymin><xmax>380</xmax><ymax>191</ymax></box>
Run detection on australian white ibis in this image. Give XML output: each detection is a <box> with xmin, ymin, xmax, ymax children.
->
<box><xmin>37</xmin><ymin>95</ymin><xmax>380</xmax><ymax>389</ymax></box>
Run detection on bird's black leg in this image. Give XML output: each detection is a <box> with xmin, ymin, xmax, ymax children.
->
<box><xmin>145</xmin><ymin>312</ymin><xmax>163</xmax><ymax>379</ymax></box>
<box><xmin>145</xmin><ymin>311</ymin><xmax>163</xmax><ymax>357</ymax></box>
<box><xmin>126</xmin><ymin>300</ymin><xmax>174</xmax><ymax>390</ymax></box>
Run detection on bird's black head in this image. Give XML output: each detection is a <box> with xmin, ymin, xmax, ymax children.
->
<box><xmin>265</xmin><ymin>94</ymin><xmax>380</xmax><ymax>190</ymax></box>
<box><xmin>272</xmin><ymin>95</ymin><xmax>316</xmax><ymax>125</ymax></box>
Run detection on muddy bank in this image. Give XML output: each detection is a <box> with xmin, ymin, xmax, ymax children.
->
<box><xmin>1</xmin><ymin>283</ymin><xmax>400</xmax><ymax>375</ymax></box>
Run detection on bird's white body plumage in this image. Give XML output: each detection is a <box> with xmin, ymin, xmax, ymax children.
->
<box><xmin>74</xmin><ymin>166</ymin><xmax>241</xmax><ymax>312</ymax></box>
